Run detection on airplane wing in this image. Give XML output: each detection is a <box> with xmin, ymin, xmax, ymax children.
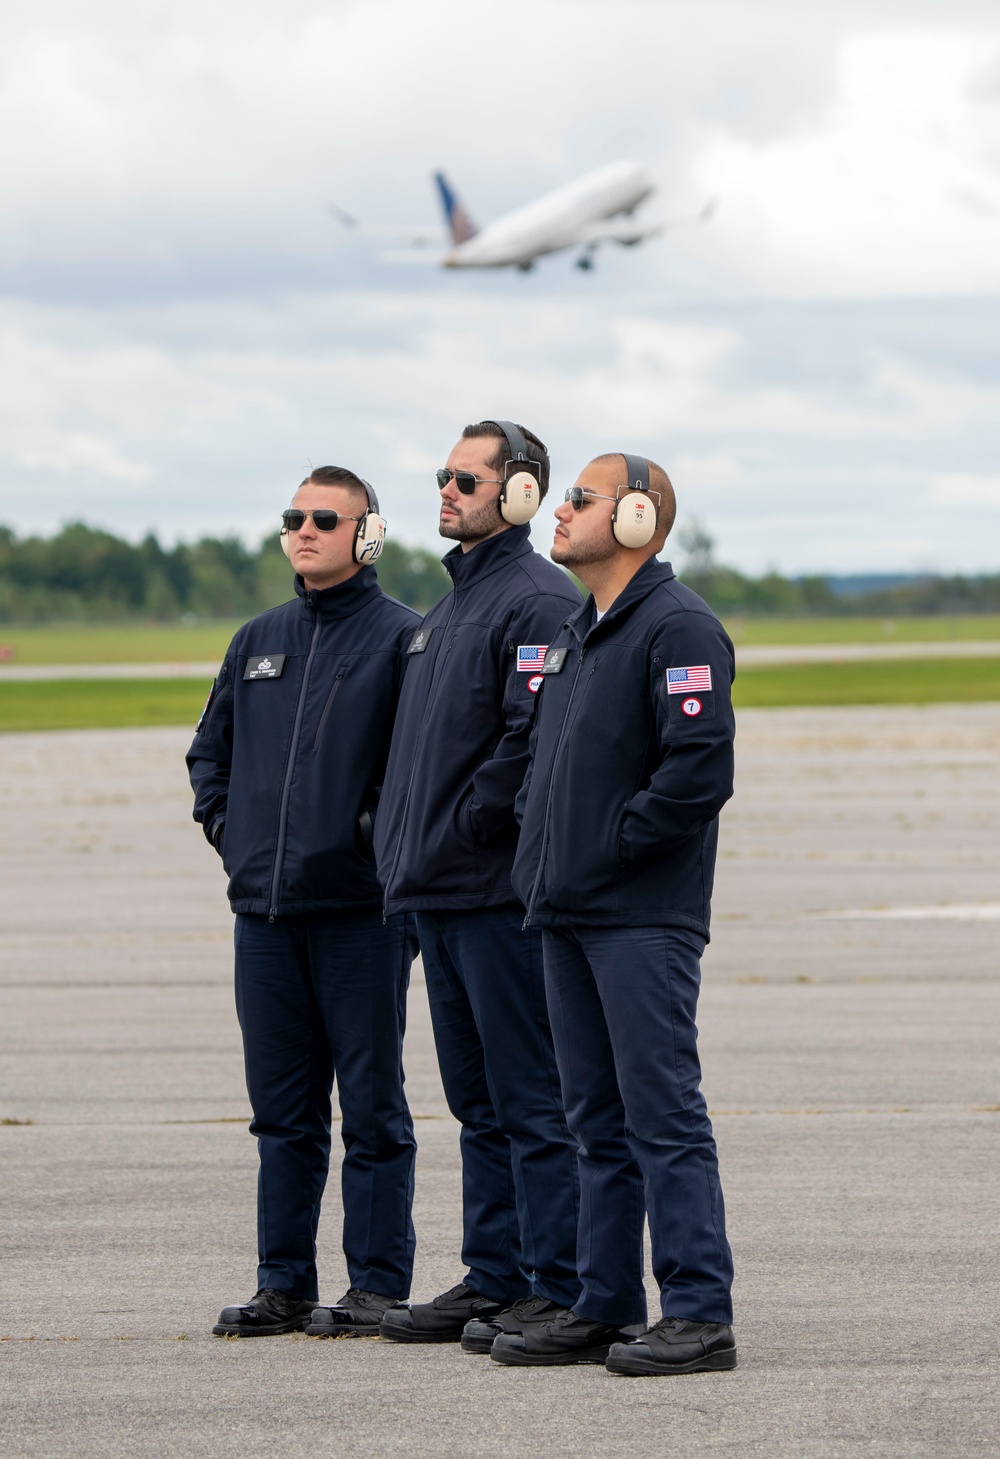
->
<box><xmin>577</xmin><ymin>218</ymin><xmax>664</xmax><ymax>246</ymax></box>
<box><xmin>575</xmin><ymin>198</ymin><xmax>717</xmax><ymax>249</ymax></box>
<box><xmin>329</xmin><ymin>205</ymin><xmax>446</xmax><ymax>247</ymax></box>
<box><xmin>377</xmin><ymin>249</ymin><xmax>449</xmax><ymax>265</ymax></box>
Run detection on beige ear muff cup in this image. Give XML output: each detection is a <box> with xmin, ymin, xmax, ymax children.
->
<box><xmin>279</xmin><ymin>527</ymin><xmax>291</xmax><ymax>558</ymax></box>
<box><xmin>612</xmin><ymin>491</ymin><xmax>658</xmax><ymax>549</ymax></box>
<box><xmin>353</xmin><ymin>511</ymin><xmax>387</xmax><ymax>564</ymax></box>
<box><xmin>499</xmin><ymin>469</ymin><xmax>540</xmax><ymax>525</ymax></box>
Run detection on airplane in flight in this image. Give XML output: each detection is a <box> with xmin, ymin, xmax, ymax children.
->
<box><xmin>332</xmin><ymin>161</ymin><xmax>714</xmax><ymax>272</ymax></box>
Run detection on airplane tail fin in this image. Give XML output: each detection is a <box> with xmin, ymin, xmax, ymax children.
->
<box><xmin>434</xmin><ymin>171</ymin><xmax>479</xmax><ymax>246</ymax></box>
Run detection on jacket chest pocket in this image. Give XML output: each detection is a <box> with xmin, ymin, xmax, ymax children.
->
<box><xmin>313</xmin><ymin>671</ymin><xmax>346</xmax><ymax>752</ymax></box>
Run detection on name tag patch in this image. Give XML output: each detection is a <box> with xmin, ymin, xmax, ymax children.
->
<box><xmin>244</xmin><ymin>654</ymin><xmax>286</xmax><ymax>680</ymax></box>
<box><xmin>666</xmin><ymin>665</ymin><xmax>712</xmax><ymax>694</ymax></box>
<box><xmin>407</xmin><ymin>628</ymin><xmax>433</xmax><ymax>654</ymax></box>
<box><xmin>541</xmin><ymin>647</ymin><xmax>568</xmax><ymax>674</ymax></box>
<box><xmin>517</xmin><ymin>645</ymin><xmax>548</xmax><ymax>672</ymax></box>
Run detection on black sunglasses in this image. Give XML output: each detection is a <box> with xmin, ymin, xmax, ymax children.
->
<box><xmin>282</xmin><ymin>508</ymin><xmax>362</xmax><ymax>532</ymax></box>
<box><xmin>564</xmin><ymin>487</ymin><xmax>617</xmax><ymax>510</ymax></box>
<box><xmin>436</xmin><ymin>468</ymin><xmax>504</xmax><ymax>495</ymax></box>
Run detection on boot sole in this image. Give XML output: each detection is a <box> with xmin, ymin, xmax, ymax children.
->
<box><xmin>304</xmin><ymin>1322</ymin><xmax>381</xmax><ymax>1338</ymax></box>
<box><xmin>460</xmin><ymin>1333</ymin><xmax>497</xmax><ymax>1354</ymax></box>
<box><xmin>490</xmin><ymin>1342</ymin><xmax>613</xmax><ymax>1367</ymax></box>
<box><xmin>378</xmin><ymin>1325</ymin><xmax>464</xmax><ymax>1344</ymax></box>
<box><xmin>605</xmin><ymin>1347</ymin><xmax>738</xmax><ymax>1375</ymax></box>
<box><xmin>211</xmin><ymin>1318</ymin><xmax>309</xmax><ymax>1337</ymax></box>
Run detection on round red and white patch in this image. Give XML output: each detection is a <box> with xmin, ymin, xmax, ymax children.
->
<box><xmin>527</xmin><ymin>674</ymin><xmax>544</xmax><ymax>695</ymax></box>
<box><xmin>681</xmin><ymin>697</ymin><xmax>702</xmax><ymax>717</ymax></box>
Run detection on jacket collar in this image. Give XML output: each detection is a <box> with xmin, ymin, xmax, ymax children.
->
<box><xmin>442</xmin><ymin>524</ymin><xmax>533</xmax><ymax>589</ymax></box>
<box><xmin>294</xmin><ymin>565</ymin><xmax>382</xmax><ymax>620</ymax></box>
<box><xmin>567</xmin><ymin>557</ymin><xmax>676</xmax><ymax>643</ymax></box>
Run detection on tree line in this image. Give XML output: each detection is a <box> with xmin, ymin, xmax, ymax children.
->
<box><xmin>0</xmin><ymin>522</ymin><xmax>451</xmax><ymax>621</ymax></box>
<box><xmin>675</xmin><ymin>523</ymin><xmax>1000</xmax><ymax>617</ymax></box>
<box><xmin>0</xmin><ymin>520</ymin><xmax>998</xmax><ymax>622</ymax></box>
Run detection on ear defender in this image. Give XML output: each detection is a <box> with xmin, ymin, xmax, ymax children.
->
<box><xmin>611</xmin><ymin>453</ymin><xmax>659</xmax><ymax>549</ymax></box>
<box><xmin>353</xmin><ymin>479</ymin><xmax>386</xmax><ymax>564</ymax></box>
<box><xmin>486</xmin><ymin>419</ymin><xmax>542</xmax><ymax>525</ymax></box>
<box><xmin>499</xmin><ymin>464</ymin><xmax>541</xmax><ymax>525</ymax></box>
<box><xmin>279</xmin><ymin>526</ymin><xmax>291</xmax><ymax>558</ymax></box>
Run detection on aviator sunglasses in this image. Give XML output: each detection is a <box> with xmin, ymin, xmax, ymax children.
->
<box><xmin>564</xmin><ymin>486</ymin><xmax>662</xmax><ymax>510</ymax></box>
<box><xmin>436</xmin><ymin>468</ymin><xmax>504</xmax><ymax>495</ymax></box>
<box><xmin>281</xmin><ymin>508</ymin><xmax>363</xmax><ymax>532</ymax></box>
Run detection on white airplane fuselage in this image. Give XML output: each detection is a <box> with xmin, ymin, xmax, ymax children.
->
<box><xmin>442</xmin><ymin>161</ymin><xmax>654</xmax><ymax>269</ymax></box>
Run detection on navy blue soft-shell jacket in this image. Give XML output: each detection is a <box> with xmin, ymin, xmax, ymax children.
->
<box><xmin>512</xmin><ymin>557</ymin><xmax>735</xmax><ymax>938</ymax></box>
<box><xmin>375</xmin><ymin>524</ymin><xmax>581</xmax><ymax>914</ymax></box>
<box><xmin>186</xmin><ymin>568</ymin><xmax>419</xmax><ymax>916</ymax></box>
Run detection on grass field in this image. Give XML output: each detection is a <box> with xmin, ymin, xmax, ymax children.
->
<box><xmin>727</xmin><ymin>614</ymin><xmax>1000</xmax><ymax>645</ymax></box>
<box><xmin>1</xmin><ymin>658</ymin><xmax>999</xmax><ymax>730</ymax></box>
<box><xmin>0</xmin><ymin>678</ymin><xmax>212</xmax><ymax>732</ymax></box>
<box><xmin>1</xmin><ymin>614</ymin><xmax>999</xmax><ymax>665</ymax></box>
<box><xmin>0</xmin><ymin>621</ymin><xmax>242</xmax><ymax>665</ymax></box>
<box><xmin>732</xmin><ymin>657</ymin><xmax>1000</xmax><ymax>707</ymax></box>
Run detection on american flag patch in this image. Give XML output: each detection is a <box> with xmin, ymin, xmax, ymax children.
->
<box><xmin>517</xmin><ymin>645</ymin><xmax>548</xmax><ymax>672</ymax></box>
<box><xmin>666</xmin><ymin>665</ymin><xmax>713</xmax><ymax>694</ymax></box>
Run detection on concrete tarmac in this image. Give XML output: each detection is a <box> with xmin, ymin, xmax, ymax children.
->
<box><xmin>1</xmin><ymin>706</ymin><xmax>998</xmax><ymax>1457</ymax></box>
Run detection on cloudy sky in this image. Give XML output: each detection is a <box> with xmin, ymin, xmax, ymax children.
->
<box><xmin>2</xmin><ymin>0</ymin><xmax>999</xmax><ymax>573</ymax></box>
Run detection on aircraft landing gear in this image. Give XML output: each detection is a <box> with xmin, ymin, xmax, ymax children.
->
<box><xmin>516</xmin><ymin>260</ymin><xmax>534</xmax><ymax>273</ymax></box>
<box><xmin>575</xmin><ymin>252</ymin><xmax>595</xmax><ymax>271</ymax></box>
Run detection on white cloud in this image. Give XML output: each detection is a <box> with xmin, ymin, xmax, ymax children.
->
<box><xmin>19</xmin><ymin>433</ymin><xmax>150</xmax><ymax>482</ymax></box>
<box><xmin>695</xmin><ymin>30</ymin><xmax>1000</xmax><ymax>296</ymax></box>
<box><xmin>931</xmin><ymin>471</ymin><xmax>1000</xmax><ymax>505</ymax></box>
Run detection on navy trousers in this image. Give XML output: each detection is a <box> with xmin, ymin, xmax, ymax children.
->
<box><xmin>542</xmin><ymin>924</ymin><xmax>733</xmax><ymax>1327</ymax></box>
<box><xmin>234</xmin><ymin>909</ymin><xmax>417</xmax><ymax>1302</ymax></box>
<box><xmin>415</xmin><ymin>908</ymin><xmax>580</xmax><ymax>1308</ymax></box>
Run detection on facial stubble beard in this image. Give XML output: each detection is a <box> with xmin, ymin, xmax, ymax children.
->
<box><xmin>551</xmin><ymin>533</ymin><xmax>618</xmax><ymax>570</ymax></box>
<box><xmin>439</xmin><ymin>493</ymin><xmax>505</xmax><ymax>544</ymax></box>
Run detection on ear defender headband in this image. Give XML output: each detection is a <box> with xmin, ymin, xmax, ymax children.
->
<box><xmin>484</xmin><ymin>419</ymin><xmax>542</xmax><ymax>526</ymax></box>
<box><xmin>611</xmin><ymin>453</ymin><xmax>661</xmax><ymax>549</ymax></box>
<box><xmin>279</xmin><ymin>478</ymin><xmax>387</xmax><ymax>564</ymax></box>
<box><xmin>352</xmin><ymin>479</ymin><xmax>387</xmax><ymax>564</ymax></box>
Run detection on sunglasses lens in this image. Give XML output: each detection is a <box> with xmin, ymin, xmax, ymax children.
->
<box><xmin>282</xmin><ymin>510</ymin><xmax>305</xmax><ymax>530</ymax></box>
<box><xmin>437</xmin><ymin>468</ymin><xmax>478</xmax><ymax>494</ymax></box>
<box><xmin>565</xmin><ymin>488</ymin><xmax>585</xmax><ymax>510</ymax></box>
<box><xmin>311</xmin><ymin>511</ymin><xmax>339</xmax><ymax>532</ymax></box>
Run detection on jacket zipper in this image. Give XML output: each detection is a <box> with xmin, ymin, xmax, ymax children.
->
<box><xmin>522</xmin><ymin>641</ymin><xmax>592</xmax><ymax>929</ymax></box>
<box><xmin>268</xmin><ymin>605</ymin><xmax>322</xmax><ymax>921</ymax></box>
<box><xmin>312</xmin><ymin>672</ymin><xmax>344</xmax><ymax>753</ymax></box>
<box><xmin>381</xmin><ymin>592</ymin><xmax>460</xmax><ymax>922</ymax></box>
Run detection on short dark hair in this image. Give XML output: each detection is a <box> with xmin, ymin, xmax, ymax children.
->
<box><xmin>462</xmin><ymin>421</ymin><xmax>550</xmax><ymax>500</ymax></box>
<box><xmin>299</xmin><ymin>465</ymin><xmax>369</xmax><ymax>508</ymax></box>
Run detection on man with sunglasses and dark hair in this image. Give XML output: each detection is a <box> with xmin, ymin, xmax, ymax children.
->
<box><xmin>187</xmin><ymin>465</ymin><xmax>421</xmax><ymax>1341</ymax></box>
<box><xmin>375</xmin><ymin>421</ymin><xmax>583</xmax><ymax>1348</ymax></box>
<box><xmin>494</xmin><ymin>452</ymin><xmax>737</xmax><ymax>1375</ymax></box>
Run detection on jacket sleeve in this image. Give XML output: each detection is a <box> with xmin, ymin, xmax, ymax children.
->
<box><xmin>364</xmin><ymin>619</ymin><xmax>421</xmax><ymax>845</ymax></box>
<box><xmin>185</xmin><ymin>647</ymin><xmax>237</xmax><ymax>854</ymax></box>
<box><xmin>467</xmin><ymin>592</ymin><xmax>572</xmax><ymax>846</ymax></box>
<box><xmin>618</xmin><ymin>609</ymin><xmax>736</xmax><ymax>866</ymax></box>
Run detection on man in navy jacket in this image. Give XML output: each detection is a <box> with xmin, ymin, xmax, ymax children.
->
<box><xmin>375</xmin><ymin>421</ymin><xmax>583</xmax><ymax>1348</ymax></box>
<box><xmin>495</xmin><ymin>452</ymin><xmax>738</xmax><ymax>1375</ymax></box>
<box><xmin>187</xmin><ymin>466</ymin><xmax>420</xmax><ymax>1340</ymax></box>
